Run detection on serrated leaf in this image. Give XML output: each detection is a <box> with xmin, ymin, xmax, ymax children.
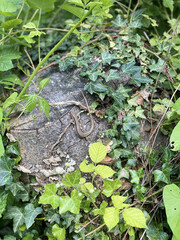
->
<box><xmin>59</xmin><ymin>189</ymin><xmax>84</xmax><ymax>214</ymax></box>
<box><xmin>62</xmin><ymin>169</ymin><xmax>81</xmax><ymax>187</ymax></box>
<box><xmin>95</xmin><ymin>165</ymin><xmax>115</xmax><ymax>178</ymax></box>
<box><xmin>111</xmin><ymin>195</ymin><xmax>129</xmax><ymax>209</ymax></box>
<box><xmin>4</xmin><ymin>206</ymin><xmax>24</xmax><ymax>232</ymax></box>
<box><xmin>102</xmin><ymin>179</ymin><xmax>121</xmax><ymax>197</ymax></box>
<box><xmin>0</xmin><ymin>155</ymin><xmax>14</xmax><ymax>186</ymax></box>
<box><xmin>39</xmin><ymin>97</ymin><xmax>50</xmax><ymax>120</ymax></box>
<box><xmin>0</xmin><ymin>193</ymin><xmax>8</xmax><ymax>218</ymax></box>
<box><xmin>89</xmin><ymin>142</ymin><xmax>107</xmax><ymax>163</ymax></box>
<box><xmin>1</xmin><ymin>74</ymin><xmax>24</xmax><ymax>87</ymax></box>
<box><xmin>0</xmin><ymin>46</ymin><xmax>21</xmax><ymax>71</ymax></box>
<box><xmin>123</xmin><ymin>208</ymin><xmax>147</xmax><ymax>228</ymax></box>
<box><xmin>103</xmin><ymin>207</ymin><xmax>119</xmax><ymax>230</ymax></box>
<box><xmin>27</xmin><ymin>0</ymin><xmax>56</xmax><ymax>11</ymax></box>
<box><xmin>163</xmin><ymin>184</ymin><xmax>180</xmax><ymax>240</ymax></box>
<box><xmin>0</xmin><ymin>134</ymin><xmax>5</xmax><ymax>157</ymax></box>
<box><xmin>79</xmin><ymin>159</ymin><xmax>95</xmax><ymax>172</ymax></box>
<box><xmin>153</xmin><ymin>163</ymin><xmax>172</xmax><ymax>184</ymax></box>
<box><xmin>52</xmin><ymin>224</ymin><xmax>66</xmax><ymax>240</ymax></box>
<box><xmin>39</xmin><ymin>183</ymin><xmax>60</xmax><ymax>209</ymax></box>
<box><xmin>3</xmin><ymin>92</ymin><xmax>18</xmax><ymax>109</ymax></box>
<box><xmin>61</xmin><ymin>4</ymin><xmax>85</xmax><ymax>18</ymax></box>
<box><xmin>24</xmin><ymin>203</ymin><xmax>42</xmax><ymax>229</ymax></box>
<box><xmin>1</xmin><ymin>19</ymin><xmax>22</xmax><ymax>29</ymax></box>
<box><xmin>170</xmin><ymin>121</ymin><xmax>180</xmax><ymax>151</ymax></box>
<box><xmin>39</xmin><ymin>77</ymin><xmax>50</xmax><ymax>90</ymax></box>
<box><xmin>25</xmin><ymin>94</ymin><xmax>37</xmax><ymax>112</ymax></box>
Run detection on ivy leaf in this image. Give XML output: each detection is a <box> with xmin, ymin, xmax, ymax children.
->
<box><xmin>112</xmin><ymin>196</ymin><xmax>130</xmax><ymax>210</ymax></box>
<box><xmin>59</xmin><ymin>189</ymin><xmax>84</xmax><ymax>214</ymax></box>
<box><xmin>0</xmin><ymin>193</ymin><xmax>8</xmax><ymax>218</ymax></box>
<box><xmin>103</xmin><ymin>69</ymin><xmax>119</xmax><ymax>82</ymax></box>
<box><xmin>39</xmin><ymin>183</ymin><xmax>60</xmax><ymax>209</ymax></box>
<box><xmin>163</xmin><ymin>184</ymin><xmax>180</xmax><ymax>240</ymax></box>
<box><xmin>123</xmin><ymin>208</ymin><xmax>147</xmax><ymax>228</ymax></box>
<box><xmin>24</xmin><ymin>203</ymin><xmax>42</xmax><ymax>229</ymax></box>
<box><xmin>6</xmin><ymin>141</ymin><xmax>20</xmax><ymax>156</ymax></box>
<box><xmin>130</xmin><ymin>72</ymin><xmax>152</xmax><ymax>86</ymax></box>
<box><xmin>79</xmin><ymin>159</ymin><xmax>95</xmax><ymax>173</ymax></box>
<box><xmin>123</xmin><ymin>116</ymin><xmax>140</xmax><ymax>131</ymax></box>
<box><xmin>129</xmin><ymin>169</ymin><xmax>144</xmax><ymax>185</ymax></box>
<box><xmin>52</xmin><ymin>224</ymin><xmax>66</xmax><ymax>240</ymax></box>
<box><xmin>111</xmin><ymin>14</ymin><xmax>126</xmax><ymax>27</ymax></box>
<box><xmin>5</xmin><ymin>182</ymin><xmax>25</xmax><ymax>196</ymax></box>
<box><xmin>95</xmin><ymin>165</ymin><xmax>115</xmax><ymax>178</ymax></box>
<box><xmin>103</xmin><ymin>207</ymin><xmax>119</xmax><ymax>230</ymax></box>
<box><xmin>93</xmin><ymin>201</ymin><xmax>108</xmax><ymax>215</ymax></box>
<box><xmin>39</xmin><ymin>97</ymin><xmax>50</xmax><ymax>120</ymax></box>
<box><xmin>62</xmin><ymin>169</ymin><xmax>81</xmax><ymax>187</ymax></box>
<box><xmin>102</xmin><ymin>179</ymin><xmax>121</xmax><ymax>197</ymax></box>
<box><xmin>27</xmin><ymin>0</ymin><xmax>56</xmax><ymax>12</ymax></box>
<box><xmin>153</xmin><ymin>163</ymin><xmax>172</xmax><ymax>184</ymax></box>
<box><xmin>101</xmin><ymin>51</ymin><xmax>117</xmax><ymax>65</ymax></box>
<box><xmin>89</xmin><ymin>142</ymin><xmax>107</xmax><ymax>163</ymax></box>
<box><xmin>88</xmin><ymin>71</ymin><xmax>102</xmax><ymax>82</ymax></box>
<box><xmin>0</xmin><ymin>135</ymin><xmax>5</xmax><ymax>157</ymax></box>
<box><xmin>84</xmin><ymin>81</ymin><xmax>108</xmax><ymax>94</ymax></box>
<box><xmin>134</xmin><ymin>106</ymin><xmax>146</xmax><ymax>119</ymax></box>
<box><xmin>149</xmin><ymin>59</ymin><xmax>164</xmax><ymax>72</ymax></box>
<box><xmin>4</xmin><ymin>206</ymin><xmax>24</xmax><ymax>232</ymax></box>
<box><xmin>0</xmin><ymin>155</ymin><xmax>14</xmax><ymax>186</ymax></box>
<box><xmin>120</xmin><ymin>62</ymin><xmax>141</xmax><ymax>75</ymax></box>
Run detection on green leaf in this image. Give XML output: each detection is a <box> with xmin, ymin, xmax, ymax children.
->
<box><xmin>130</xmin><ymin>72</ymin><xmax>152</xmax><ymax>86</ymax></box>
<box><xmin>62</xmin><ymin>169</ymin><xmax>81</xmax><ymax>187</ymax></box>
<box><xmin>0</xmin><ymin>107</ymin><xmax>3</xmax><ymax>124</ymax></box>
<box><xmin>1</xmin><ymin>19</ymin><xmax>22</xmax><ymax>29</ymax></box>
<box><xmin>84</xmin><ymin>81</ymin><xmax>108</xmax><ymax>94</ymax></box>
<box><xmin>4</xmin><ymin>206</ymin><xmax>24</xmax><ymax>232</ymax></box>
<box><xmin>149</xmin><ymin>59</ymin><xmax>164</xmax><ymax>72</ymax></box>
<box><xmin>0</xmin><ymin>193</ymin><xmax>8</xmax><ymax>218</ymax></box>
<box><xmin>3</xmin><ymin>92</ymin><xmax>18</xmax><ymax>109</ymax></box>
<box><xmin>0</xmin><ymin>155</ymin><xmax>14</xmax><ymax>186</ymax></box>
<box><xmin>0</xmin><ymin>46</ymin><xmax>21</xmax><ymax>71</ymax></box>
<box><xmin>61</xmin><ymin>4</ymin><xmax>85</xmax><ymax>18</ymax></box>
<box><xmin>89</xmin><ymin>142</ymin><xmax>107</xmax><ymax>163</ymax></box>
<box><xmin>5</xmin><ymin>182</ymin><xmax>25</xmax><ymax>196</ymax></box>
<box><xmin>170</xmin><ymin>121</ymin><xmax>180</xmax><ymax>151</ymax></box>
<box><xmin>111</xmin><ymin>14</ymin><xmax>126</xmax><ymax>27</ymax></box>
<box><xmin>101</xmin><ymin>51</ymin><xmax>117</xmax><ymax>65</ymax></box>
<box><xmin>0</xmin><ymin>134</ymin><xmax>5</xmax><ymax>157</ymax></box>
<box><xmin>39</xmin><ymin>183</ymin><xmax>60</xmax><ymax>209</ymax></box>
<box><xmin>103</xmin><ymin>69</ymin><xmax>119</xmax><ymax>82</ymax></box>
<box><xmin>153</xmin><ymin>163</ymin><xmax>172</xmax><ymax>184</ymax></box>
<box><xmin>163</xmin><ymin>184</ymin><xmax>180</xmax><ymax>240</ymax></box>
<box><xmin>103</xmin><ymin>207</ymin><xmax>119</xmax><ymax>230</ymax></box>
<box><xmin>6</xmin><ymin>141</ymin><xmax>20</xmax><ymax>156</ymax></box>
<box><xmin>25</xmin><ymin>94</ymin><xmax>37</xmax><ymax>112</ymax></box>
<box><xmin>59</xmin><ymin>189</ymin><xmax>84</xmax><ymax>214</ymax></box>
<box><xmin>1</xmin><ymin>74</ymin><xmax>24</xmax><ymax>87</ymax></box>
<box><xmin>39</xmin><ymin>97</ymin><xmax>50</xmax><ymax>120</ymax></box>
<box><xmin>27</xmin><ymin>0</ymin><xmax>56</xmax><ymax>11</ymax></box>
<box><xmin>112</xmin><ymin>195</ymin><xmax>130</xmax><ymax>209</ymax></box>
<box><xmin>79</xmin><ymin>159</ymin><xmax>95</xmax><ymax>173</ymax></box>
<box><xmin>93</xmin><ymin>201</ymin><xmax>108</xmax><ymax>215</ymax></box>
<box><xmin>123</xmin><ymin>208</ymin><xmax>147</xmax><ymax>228</ymax></box>
<box><xmin>146</xmin><ymin>224</ymin><xmax>169</xmax><ymax>240</ymax></box>
<box><xmin>23</xmin><ymin>22</ymin><xmax>37</xmax><ymax>28</ymax></box>
<box><xmin>52</xmin><ymin>224</ymin><xmax>66</xmax><ymax>240</ymax></box>
<box><xmin>39</xmin><ymin>77</ymin><xmax>50</xmax><ymax>90</ymax></box>
<box><xmin>24</xmin><ymin>203</ymin><xmax>42</xmax><ymax>229</ymax></box>
<box><xmin>0</xmin><ymin>0</ymin><xmax>17</xmax><ymax>15</ymax></box>
<box><xmin>163</xmin><ymin>0</ymin><xmax>174</xmax><ymax>12</ymax></box>
<box><xmin>129</xmin><ymin>168</ymin><xmax>144</xmax><ymax>185</ymax></box>
<box><xmin>102</xmin><ymin>179</ymin><xmax>121</xmax><ymax>197</ymax></box>
<box><xmin>120</xmin><ymin>62</ymin><xmax>141</xmax><ymax>75</ymax></box>
<box><xmin>95</xmin><ymin>165</ymin><xmax>115</xmax><ymax>178</ymax></box>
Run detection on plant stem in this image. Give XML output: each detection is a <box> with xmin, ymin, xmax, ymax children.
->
<box><xmin>7</xmin><ymin>7</ymin><xmax>95</xmax><ymax>117</ymax></box>
<box><xmin>77</xmin><ymin>223</ymin><xmax>106</xmax><ymax>240</ymax></box>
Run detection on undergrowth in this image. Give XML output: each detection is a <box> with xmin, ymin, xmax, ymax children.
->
<box><xmin>0</xmin><ymin>0</ymin><xmax>180</xmax><ymax>239</ymax></box>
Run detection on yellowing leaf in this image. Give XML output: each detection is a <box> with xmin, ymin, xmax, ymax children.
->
<box><xmin>89</xmin><ymin>142</ymin><xmax>107</xmax><ymax>163</ymax></box>
<box><xmin>123</xmin><ymin>208</ymin><xmax>147</xmax><ymax>228</ymax></box>
<box><xmin>103</xmin><ymin>207</ymin><xmax>119</xmax><ymax>230</ymax></box>
<box><xmin>79</xmin><ymin>159</ymin><xmax>95</xmax><ymax>172</ymax></box>
<box><xmin>95</xmin><ymin>165</ymin><xmax>115</xmax><ymax>178</ymax></box>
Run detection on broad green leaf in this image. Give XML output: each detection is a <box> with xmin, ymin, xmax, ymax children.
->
<box><xmin>130</xmin><ymin>72</ymin><xmax>152</xmax><ymax>86</ymax></box>
<box><xmin>163</xmin><ymin>0</ymin><xmax>174</xmax><ymax>12</ymax></box>
<box><xmin>102</xmin><ymin>179</ymin><xmax>121</xmax><ymax>197</ymax></box>
<box><xmin>170</xmin><ymin>121</ymin><xmax>180</xmax><ymax>151</ymax></box>
<box><xmin>52</xmin><ymin>224</ymin><xmax>65</xmax><ymax>240</ymax></box>
<box><xmin>39</xmin><ymin>183</ymin><xmax>60</xmax><ymax>209</ymax></box>
<box><xmin>103</xmin><ymin>207</ymin><xmax>119</xmax><ymax>230</ymax></box>
<box><xmin>24</xmin><ymin>203</ymin><xmax>42</xmax><ymax>229</ymax></box>
<box><xmin>0</xmin><ymin>0</ymin><xmax>17</xmax><ymax>15</ymax></box>
<box><xmin>5</xmin><ymin>182</ymin><xmax>25</xmax><ymax>196</ymax></box>
<box><xmin>4</xmin><ymin>206</ymin><xmax>24</xmax><ymax>232</ymax></box>
<box><xmin>59</xmin><ymin>189</ymin><xmax>84</xmax><ymax>214</ymax></box>
<box><xmin>93</xmin><ymin>201</ymin><xmax>108</xmax><ymax>215</ymax></box>
<box><xmin>0</xmin><ymin>46</ymin><xmax>21</xmax><ymax>71</ymax></box>
<box><xmin>111</xmin><ymin>196</ymin><xmax>130</xmax><ymax>209</ymax></box>
<box><xmin>95</xmin><ymin>165</ymin><xmax>115</xmax><ymax>178</ymax></box>
<box><xmin>1</xmin><ymin>19</ymin><xmax>22</xmax><ymax>29</ymax></box>
<box><xmin>163</xmin><ymin>184</ymin><xmax>180</xmax><ymax>240</ymax></box>
<box><xmin>0</xmin><ymin>155</ymin><xmax>14</xmax><ymax>186</ymax></box>
<box><xmin>129</xmin><ymin>168</ymin><xmax>144</xmax><ymax>185</ymax></box>
<box><xmin>3</xmin><ymin>92</ymin><xmax>18</xmax><ymax>109</ymax></box>
<box><xmin>0</xmin><ymin>134</ymin><xmax>5</xmax><ymax>157</ymax></box>
<box><xmin>6</xmin><ymin>141</ymin><xmax>20</xmax><ymax>156</ymax></box>
<box><xmin>62</xmin><ymin>169</ymin><xmax>81</xmax><ymax>187</ymax></box>
<box><xmin>60</xmin><ymin>4</ymin><xmax>85</xmax><ymax>18</ymax></box>
<box><xmin>26</xmin><ymin>0</ymin><xmax>56</xmax><ymax>11</ymax></box>
<box><xmin>69</xmin><ymin>0</ymin><xmax>84</xmax><ymax>7</ymax></box>
<box><xmin>89</xmin><ymin>142</ymin><xmax>107</xmax><ymax>163</ymax></box>
<box><xmin>79</xmin><ymin>159</ymin><xmax>95</xmax><ymax>172</ymax></box>
<box><xmin>1</xmin><ymin>74</ymin><xmax>24</xmax><ymax>87</ymax></box>
<box><xmin>153</xmin><ymin>163</ymin><xmax>172</xmax><ymax>184</ymax></box>
<box><xmin>39</xmin><ymin>77</ymin><xmax>50</xmax><ymax>90</ymax></box>
<box><xmin>0</xmin><ymin>193</ymin><xmax>8</xmax><ymax>218</ymax></box>
<box><xmin>0</xmin><ymin>108</ymin><xmax>3</xmax><ymax>124</ymax></box>
<box><xmin>39</xmin><ymin>97</ymin><xmax>50</xmax><ymax>120</ymax></box>
<box><xmin>120</xmin><ymin>62</ymin><xmax>141</xmax><ymax>75</ymax></box>
<box><xmin>172</xmin><ymin>98</ymin><xmax>180</xmax><ymax>115</ymax></box>
<box><xmin>25</xmin><ymin>94</ymin><xmax>37</xmax><ymax>112</ymax></box>
<box><xmin>123</xmin><ymin>208</ymin><xmax>147</xmax><ymax>228</ymax></box>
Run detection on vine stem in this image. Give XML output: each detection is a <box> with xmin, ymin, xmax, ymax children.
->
<box><xmin>77</xmin><ymin>223</ymin><xmax>106</xmax><ymax>240</ymax></box>
<box><xmin>7</xmin><ymin>6</ymin><xmax>95</xmax><ymax>117</ymax></box>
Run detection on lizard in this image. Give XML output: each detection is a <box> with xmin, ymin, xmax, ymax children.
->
<box><xmin>70</xmin><ymin>93</ymin><xmax>94</xmax><ymax>138</ymax></box>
